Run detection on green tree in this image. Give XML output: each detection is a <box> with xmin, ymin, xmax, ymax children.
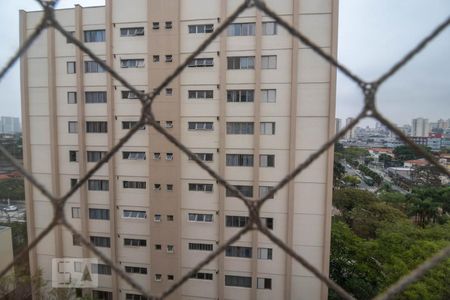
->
<box><xmin>0</xmin><ymin>178</ymin><xmax>25</xmax><ymax>200</ymax></box>
<box><xmin>349</xmin><ymin>202</ymin><xmax>407</xmax><ymax>239</ymax></box>
<box><xmin>329</xmin><ymin>220</ymin><xmax>381</xmax><ymax>300</ymax></box>
<box><xmin>393</xmin><ymin>145</ymin><xmax>431</xmax><ymax>162</ymax></box>
<box><xmin>411</xmin><ymin>165</ymin><xmax>444</xmax><ymax>187</ymax></box>
<box><xmin>342</xmin><ymin>175</ymin><xmax>360</xmax><ymax>187</ymax></box>
<box><xmin>333</xmin><ymin>161</ymin><xmax>346</xmax><ymax>187</ymax></box>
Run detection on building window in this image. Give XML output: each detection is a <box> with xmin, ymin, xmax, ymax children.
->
<box><xmin>68</xmin><ymin>121</ymin><xmax>78</xmax><ymax>133</ymax></box>
<box><xmin>227</xmin><ymin>90</ymin><xmax>254</xmax><ymax>102</ymax></box>
<box><xmin>67</xmin><ymin>92</ymin><xmax>77</xmax><ymax>104</ymax></box>
<box><xmin>259</xmin><ymin>186</ymin><xmax>274</xmax><ymax>199</ymax></box>
<box><xmin>123</xmin><ymin>210</ymin><xmax>146</xmax><ymax>219</ymax></box>
<box><xmin>188</xmin><ymin>213</ymin><xmax>213</xmax><ymax>223</ymax></box>
<box><xmin>67</xmin><ymin>61</ymin><xmax>76</xmax><ymax>74</ymax></box>
<box><xmin>126</xmin><ymin>293</ymin><xmax>147</xmax><ymax>300</ymax></box>
<box><xmin>84</xmin><ymin>30</ymin><xmax>105</xmax><ymax>42</ymax></box>
<box><xmin>260</xmin><ymin>154</ymin><xmax>275</xmax><ymax>167</ymax></box>
<box><xmin>91</xmin><ymin>264</ymin><xmax>111</xmax><ymax>275</ymax></box>
<box><xmin>226</xmin><ymin>122</ymin><xmax>254</xmax><ymax>134</ymax></box>
<box><xmin>260</xmin><ymin>122</ymin><xmax>275</xmax><ymax>135</ymax></box>
<box><xmin>257</xmin><ymin>278</ymin><xmax>272</xmax><ymax>290</ymax></box>
<box><xmin>89</xmin><ymin>208</ymin><xmax>109</xmax><ymax>220</ymax></box>
<box><xmin>191</xmin><ymin>272</ymin><xmax>213</xmax><ymax>280</ymax></box>
<box><xmin>165</xmin><ymin>55</ymin><xmax>173</xmax><ymax>62</ymax></box>
<box><xmin>226</xmin><ymin>246</ymin><xmax>252</xmax><ymax>258</ymax></box>
<box><xmin>122</xmin><ymin>151</ymin><xmax>146</xmax><ymax>160</ymax></box>
<box><xmin>190</xmin><ymin>153</ymin><xmax>213</xmax><ymax>162</ymax></box>
<box><xmin>154</xmin><ymin>274</ymin><xmax>162</xmax><ymax>281</ymax></box>
<box><xmin>188</xmin><ymin>24</ymin><xmax>214</xmax><ymax>33</ymax></box>
<box><xmin>154</xmin><ymin>184</ymin><xmax>161</xmax><ymax>191</ymax></box>
<box><xmin>122</xmin><ymin>121</ymin><xmax>145</xmax><ymax>130</ymax></box>
<box><xmin>71</xmin><ymin>207</ymin><xmax>80</xmax><ymax>218</ymax></box>
<box><xmin>165</xmin><ymin>121</ymin><xmax>173</xmax><ymax>128</ymax></box>
<box><xmin>74</xmin><ymin>262</ymin><xmax>82</xmax><ymax>273</ymax></box>
<box><xmin>85</xmin><ymin>91</ymin><xmax>107</xmax><ymax>104</ymax></box>
<box><xmin>262</xmin><ymin>55</ymin><xmax>277</xmax><ymax>69</ymax></box>
<box><xmin>225</xmin><ymin>275</ymin><xmax>252</xmax><ymax>288</ymax></box>
<box><xmin>188</xmin><ymin>242</ymin><xmax>213</xmax><ymax>251</ymax></box>
<box><xmin>90</xmin><ymin>236</ymin><xmax>111</xmax><ymax>248</ymax></box>
<box><xmin>92</xmin><ymin>291</ymin><xmax>112</xmax><ymax>300</ymax></box>
<box><xmin>69</xmin><ymin>150</ymin><xmax>79</xmax><ymax>162</ymax></box>
<box><xmin>154</xmin><ymin>214</ymin><xmax>161</xmax><ymax>222</ymax></box>
<box><xmin>121</xmin><ymin>90</ymin><xmax>144</xmax><ymax>99</ymax></box>
<box><xmin>167</xmin><ymin>245</ymin><xmax>174</xmax><ymax>253</ymax></box>
<box><xmin>228</xmin><ymin>23</ymin><xmax>256</xmax><ymax>36</ymax></box>
<box><xmin>168</xmin><ymin>275</ymin><xmax>174</xmax><ymax>280</ymax></box>
<box><xmin>227</xmin><ymin>56</ymin><xmax>255</xmax><ymax>70</ymax></box>
<box><xmin>166</xmin><ymin>153</ymin><xmax>173</xmax><ymax>160</ymax></box>
<box><xmin>262</xmin><ymin>22</ymin><xmax>277</xmax><ymax>35</ymax></box>
<box><xmin>167</xmin><ymin>215</ymin><xmax>174</xmax><ymax>221</ymax></box>
<box><xmin>226</xmin><ymin>215</ymin><xmax>249</xmax><ymax>227</ymax></box>
<box><xmin>70</xmin><ymin>178</ymin><xmax>78</xmax><ymax>188</ymax></box>
<box><xmin>226</xmin><ymin>185</ymin><xmax>253</xmax><ymax>198</ymax></box>
<box><xmin>123</xmin><ymin>181</ymin><xmax>146</xmax><ymax>189</ymax></box>
<box><xmin>152</xmin><ymin>21</ymin><xmax>160</xmax><ymax>29</ymax></box>
<box><xmin>155</xmin><ymin>244</ymin><xmax>162</xmax><ymax>250</ymax></box>
<box><xmin>72</xmin><ymin>234</ymin><xmax>81</xmax><ymax>246</ymax></box>
<box><xmin>165</xmin><ymin>21</ymin><xmax>173</xmax><ymax>29</ymax></box>
<box><xmin>153</xmin><ymin>55</ymin><xmax>160</xmax><ymax>62</ymax></box>
<box><xmin>261</xmin><ymin>89</ymin><xmax>276</xmax><ymax>103</ymax></box>
<box><xmin>88</xmin><ymin>179</ymin><xmax>109</xmax><ymax>191</ymax></box>
<box><xmin>84</xmin><ymin>61</ymin><xmax>105</xmax><ymax>73</ymax></box>
<box><xmin>188</xmin><ymin>58</ymin><xmax>214</xmax><ymax>68</ymax></box>
<box><xmin>188</xmin><ymin>90</ymin><xmax>213</xmax><ymax>99</ymax></box>
<box><xmin>125</xmin><ymin>266</ymin><xmax>147</xmax><ymax>275</ymax></box>
<box><xmin>66</xmin><ymin>31</ymin><xmax>75</xmax><ymax>44</ymax></box>
<box><xmin>261</xmin><ymin>217</ymin><xmax>274</xmax><ymax>229</ymax></box>
<box><xmin>120</xmin><ymin>27</ymin><xmax>144</xmax><ymax>37</ymax></box>
<box><xmin>165</xmin><ymin>88</ymin><xmax>173</xmax><ymax>96</ymax></box>
<box><xmin>257</xmin><ymin>248</ymin><xmax>273</xmax><ymax>260</ymax></box>
<box><xmin>166</xmin><ymin>184</ymin><xmax>173</xmax><ymax>191</ymax></box>
<box><xmin>120</xmin><ymin>59</ymin><xmax>145</xmax><ymax>68</ymax></box>
<box><xmin>86</xmin><ymin>121</ymin><xmax>107</xmax><ymax>133</ymax></box>
<box><xmin>188</xmin><ymin>122</ymin><xmax>213</xmax><ymax>130</ymax></box>
<box><xmin>188</xmin><ymin>183</ymin><xmax>213</xmax><ymax>192</ymax></box>
<box><xmin>226</xmin><ymin>154</ymin><xmax>253</xmax><ymax>167</ymax></box>
<box><xmin>87</xmin><ymin>151</ymin><xmax>106</xmax><ymax>162</ymax></box>
<box><xmin>124</xmin><ymin>238</ymin><xmax>147</xmax><ymax>247</ymax></box>
<box><xmin>153</xmin><ymin>152</ymin><xmax>161</xmax><ymax>160</ymax></box>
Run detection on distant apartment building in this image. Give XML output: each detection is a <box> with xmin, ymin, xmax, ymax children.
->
<box><xmin>437</xmin><ymin>118</ymin><xmax>449</xmax><ymax>129</ymax></box>
<box><xmin>335</xmin><ymin>118</ymin><xmax>342</xmax><ymax>134</ymax></box>
<box><xmin>0</xmin><ymin>116</ymin><xmax>21</xmax><ymax>134</ymax></box>
<box><xmin>344</xmin><ymin>117</ymin><xmax>354</xmax><ymax>140</ymax></box>
<box><xmin>411</xmin><ymin>118</ymin><xmax>430</xmax><ymax>137</ymax></box>
<box><xmin>20</xmin><ymin>1</ymin><xmax>338</xmax><ymax>299</ymax></box>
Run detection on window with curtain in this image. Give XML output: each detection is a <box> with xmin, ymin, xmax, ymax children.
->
<box><xmin>84</xmin><ymin>30</ymin><xmax>105</xmax><ymax>42</ymax></box>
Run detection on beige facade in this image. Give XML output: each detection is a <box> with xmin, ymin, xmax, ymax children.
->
<box><xmin>20</xmin><ymin>0</ymin><xmax>338</xmax><ymax>299</ymax></box>
<box><xmin>0</xmin><ymin>226</ymin><xmax>15</xmax><ymax>296</ymax></box>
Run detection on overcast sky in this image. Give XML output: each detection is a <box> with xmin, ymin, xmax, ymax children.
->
<box><xmin>0</xmin><ymin>0</ymin><xmax>449</xmax><ymax>127</ymax></box>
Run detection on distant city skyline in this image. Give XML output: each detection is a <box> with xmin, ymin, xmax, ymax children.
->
<box><xmin>0</xmin><ymin>0</ymin><xmax>449</xmax><ymax>127</ymax></box>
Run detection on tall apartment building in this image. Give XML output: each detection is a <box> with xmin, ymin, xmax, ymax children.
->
<box><xmin>344</xmin><ymin>117</ymin><xmax>354</xmax><ymax>140</ymax></box>
<box><xmin>411</xmin><ymin>117</ymin><xmax>430</xmax><ymax>137</ymax></box>
<box><xmin>20</xmin><ymin>1</ymin><xmax>338</xmax><ymax>299</ymax></box>
<box><xmin>0</xmin><ymin>116</ymin><xmax>21</xmax><ymax>134</ymax></box>
<box><xmin>335</xmin><ymin>118</ymin><xmax>342</xmax><ymax>134</ymax></box>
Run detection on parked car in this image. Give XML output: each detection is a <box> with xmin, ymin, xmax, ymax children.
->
<box><xmin>3</xmin><ymin>205</ymin><xmax>18</xmax><ymax>212</ymax></box>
